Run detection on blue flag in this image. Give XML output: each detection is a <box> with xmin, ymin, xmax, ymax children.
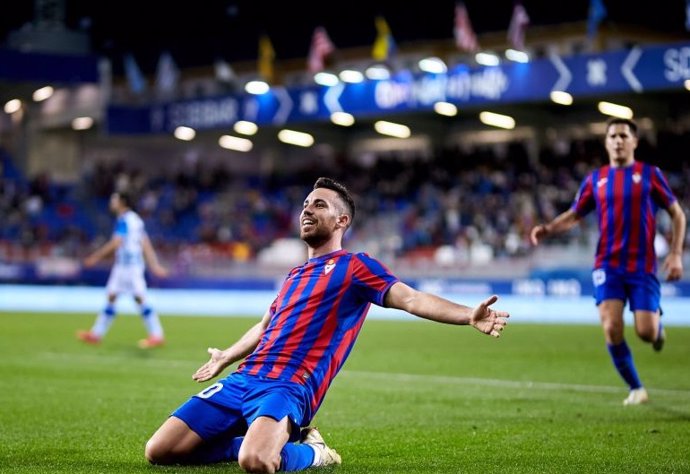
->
<box><xmin>587</xmin><ymin>0</ymin><xmax>607</xmax><ymax>39</ymax></box>
<box><xmin>124</xmin><ymin>54</ymin><xmax>147</xmax><ymax>94</ymax></box>
<box><xmin>155</xmin><ymin>51</ymin><xmax>179</xmax><ymax>96</ymax></box>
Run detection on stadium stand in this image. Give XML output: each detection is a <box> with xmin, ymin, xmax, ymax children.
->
<box><xmin>0</xmin><ymin>2</ymin><xmax>688</xmax><ymax>290</ymax></box>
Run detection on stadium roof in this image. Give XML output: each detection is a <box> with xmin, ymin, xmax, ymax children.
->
<box><xmin>0</xmin><ymin>0</ymin><xmax>688</xmax><ymax>75</ymax></box>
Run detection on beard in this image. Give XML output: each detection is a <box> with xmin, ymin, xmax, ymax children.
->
<box><xmin>300</xmin><ymin>224</ymin><xmax>331</xmax><ymax>248</ymax></box>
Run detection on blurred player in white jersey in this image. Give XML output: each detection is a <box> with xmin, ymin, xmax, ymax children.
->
<box><xmin>77</xmin><ymin>191</ymin><xmax>169</xmax><ymax>348</ymax></box>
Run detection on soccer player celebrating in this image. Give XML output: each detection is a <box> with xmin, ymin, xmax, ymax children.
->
<box><xmin>77</xmin><ymin>191</ymin><xmax>168</xmax><ymax>348</ymax></box>
<box><xmin>531</xmin><ymin>117</ymin><xmax>686</xmax><ymax>405</ymax></box>
<box><xmin>144</xmin><ymin>177</ymin><xmax>509</xmax><ymax>472</ymax></box>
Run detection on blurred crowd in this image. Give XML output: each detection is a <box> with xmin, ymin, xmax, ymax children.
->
<box><xmin>1</xmin><ymin>132</ymin><xmax>689</xmax><ymax>275</ymax></box>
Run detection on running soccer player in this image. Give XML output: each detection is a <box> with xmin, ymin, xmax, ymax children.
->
<box><xmin>77</xmin><ymin>190</ymin><xmax>168</xmax><ymax>348</ymax></box>
<box><xmin>144</xmin><ymin>177</ymin><xmax>510</xmax><ymax>472</ymax></box>
<box><xmin>531</xmin><ymin>117</ymin><xmax>686</xmax><ymax>405</ymax></box>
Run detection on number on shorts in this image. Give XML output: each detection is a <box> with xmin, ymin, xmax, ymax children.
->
<box><xmin>592</xmin><ymin>269</ymin><xmax>606</xmax><ymax>286</ymax></box>
<box><xmin>197</xmin><ymin>382</ymin><xmax>223</xmax><ymax>399</ymax></box>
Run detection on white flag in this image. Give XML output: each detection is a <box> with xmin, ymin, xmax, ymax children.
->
<box><xmin>214</xmin><ymin>58</ymin><xmax>236</xmax><ymax>83</ymax></box>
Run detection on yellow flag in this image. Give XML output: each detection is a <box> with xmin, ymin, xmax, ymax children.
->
<box><xmin>372</xmin><ymin>17</ymin><xmax>395</xmax><ymax>61</ymax></box>
<box><xmin>258</xmin><ymin>34</ymin><xmax>275</xmax><ymax>82</ymax></box>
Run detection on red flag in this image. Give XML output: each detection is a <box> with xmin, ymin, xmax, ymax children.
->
<box><xmin>507</xmin><ymin>3</ymin><xmax>530</xmax><ymax>50</ymax></box>
<box><xmin>454</xmin><ymin>2</ymin><xmax>479</xmax><ymax>52</ymax></box>
<box><xmin>307</xmin><ymin>26</ymin><xmax>335</xmax><ymax>74</ymax></box>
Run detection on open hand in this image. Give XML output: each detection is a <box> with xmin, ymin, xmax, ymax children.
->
<box><xmin>192</xmin><ymin>348</ymin><xmax>230</xmax><ymax>382</ymax></box>
<box><xmin>470</xmin><ymin>295</ymin><xmax>510</xmax><ymax>338</ymax></box>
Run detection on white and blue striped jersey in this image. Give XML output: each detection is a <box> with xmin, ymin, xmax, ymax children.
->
<box><xmin>114</xmin><ymin>210</ymin><xmax>146</xmax><ymax>268</ymax></box>
<box><xmin>107</xmin><ymin>210</ymin><xmax>149</xmax><ymax>296</ymax></box>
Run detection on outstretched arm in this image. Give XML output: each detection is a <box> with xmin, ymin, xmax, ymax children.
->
<box><xmin>83</xmin><ymin>236</ymin><xmax>122</xmax><ymax>267</ymax></box>
<box><xmin>383</xmin><ymin>282</ymin><xmax>509</xmax><ymax>337</ymax></box>
<box><xmin>192</xmin><ymin>309</ymin><xmax>272</xmax><ymax>382</ymax></box>
<box><xmin>663</xmin><ymin>201</ymin><xmax>686</xmax><ymax>281</ymax></box>
<box><xmin>530</xmin><ymin>209</ymin><xmax>582</xmax><ymax>246</ymax></box>
<box><xmin>142</xmin><ymin>235</ymin><xmax>169</xmax><ymax>277</ymax></box>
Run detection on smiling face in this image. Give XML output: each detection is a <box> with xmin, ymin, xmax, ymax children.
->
<box><xmin>299</xmin><ymin>187</ymin><xmax>350</xmax><ymax>248</ymax></box>
<box><xmin>605</xmin><ymin>122</ymin><xmax>637</xmax><ymax>167</ymax></box>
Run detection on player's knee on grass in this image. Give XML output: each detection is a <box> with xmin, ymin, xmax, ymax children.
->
<box><xmin>144</xmin><ymin>437</ymin><xmax>188</xmax><ymax>465</ymax></box>
<box><xmin>144</xmin><ymin>437</ymin><xmax>167</xmax><ymax>464</ymax></box>
<box><xmin>238</xmin><ymin>445</ymin><xmax>281</xmax><ymax>474</ymax></box>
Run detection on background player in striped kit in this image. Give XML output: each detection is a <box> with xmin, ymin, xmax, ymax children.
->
<box><xmin>530</xmin><ymin>117</ymin><xmax>686</xmax><ymax>405</ymax></box>
<box><xmin>144</xmin><ymin>177</ymin><xmax>510</xmax><ymax>473</ymax></box>
<box><xmin>77</xmin><ymin>190</ymin><xmax>168</xmax><ymax>348</ymax></box>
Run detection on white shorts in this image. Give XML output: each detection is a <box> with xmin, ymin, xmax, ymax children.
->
<box><xmin>106</xmin><ymin>265</ymin><xmax>147</xmax><ymax>297</ymax></box>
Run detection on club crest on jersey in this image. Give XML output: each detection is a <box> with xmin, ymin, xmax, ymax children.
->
<box><xmin>632</xmin><ymin>172</ymin><xmax>641</xmax><ymax>184</ymax></box>
<box><xmin>324</xmin><ymin>259</ymin><xmax>336</xmax><ymax>275</ymax></box>
<box><xmin>597</xmin><ymin>177</ymin><xmax>608</xmax><ymax>188</ymax></box>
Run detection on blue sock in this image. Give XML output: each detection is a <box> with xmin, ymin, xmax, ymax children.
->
<box><xmin>191</xmin><ymin>436</ymin><xmax>243</xmax><ymax>464</ymax></box>
<box><xmin>192</xmin><ymin>437</ymin><xmax>315</xmax><ymax>470</ymax></box>
<box><xmin>280</xmin><ymin>443</ymin><xmax>316</xmax><ymax>471</ymax></box>
<box><xmin>92</xmin><ymin>304</ymin><xmax>116</xmax><ymax>337</ymax></box>
<box><xmin>139</xmin><ymin>304</ymin><xmax>164</xmax><ymax>338</ymax></box>
<box><xmin>607</xmin><ymin>341</ymin><xmax>642</xmax><ymax>390</ymax></box>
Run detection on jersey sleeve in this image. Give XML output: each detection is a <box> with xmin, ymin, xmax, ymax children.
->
<box><xmin>570</xmin><ymin>174</ymin><xmax>595</xmax><ymax>217</ymax></box>
<box><xmin>113</xmin><ymin>216</ymin><xmax>128</xmax><ymax>237</ymax></box>
<box><xmin>351</xmin><ymin>253</ymin><xmax>399</xmax><ymax>306</ymax></box>
<box><xmin>650</xmin><ymin>166</ymin><xmax>677</xmax><ymax>209</ymax></box>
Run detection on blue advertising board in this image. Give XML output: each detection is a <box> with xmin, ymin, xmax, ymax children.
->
<box><xmin>3</xmin><ymin>259</ymin><xmax>690</xmax><ymax>298</ymax></box>
<box><xmin>107</xmin><ymin>41</ymin><xmax>690</xmax><ymax>134</ymax></box>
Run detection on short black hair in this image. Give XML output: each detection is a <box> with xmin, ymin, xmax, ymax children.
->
<box><xmin>606</xmin><ymin>117</ymin><xmax>638</xmax><ymax>136</ymax></box>
<box><xmin>313</xmin><ymin>177</ymin><xmax>355</xmax><ymax>224</ymax></box>
<box><xmin>114</xmin><ymin>190</ymin><xmax>134</xmax><ymax>209</ymax></box>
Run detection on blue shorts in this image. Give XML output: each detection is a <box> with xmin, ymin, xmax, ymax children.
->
<box><xmin>591</xmin><ymin>267</ymin><xmax>660</xmax><ymax>312</ymax></box>
<box><xmin>172</xmin><ymin>372</ymin><xmax>311</xmax><ymax>442</ymax></box>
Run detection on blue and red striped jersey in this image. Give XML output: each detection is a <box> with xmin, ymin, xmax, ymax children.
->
<box><xmin>237</xmin><ymin>249</ymin><xmax>398</xmax><ymax>417</ymax></box>
<box><xmin>571</xmin><ymin>161</ymin><xmax>677</xmax><ymax>274</ymax></box>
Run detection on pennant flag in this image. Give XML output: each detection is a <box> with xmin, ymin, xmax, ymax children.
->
<box><xmin>507</xmin><ymin>3</ymin><xmax>530</xmax><ymax>50</ymax></box>
<box><xmin>214</xmin><ymin>58</ymin><xmax>236</xmax><ymax>83</ymax></box>
<box><xmin>372</xmin><ymin>17</ymin><xmax>397</xmax><ymax>61</ymax></box>
<box><xmin>454</xmin><ymin>2</ymin><xmax>479</xmax><ymax>52</ymax></box>
<box><xmin>258</xmin><ymin>34</ymin><xmax>275</xmax><ymax>82</ymax></box>
<box><xmin>123</xmin><ymin>53</ymin><xmax>147</xmax><ymax>94</ymax></box>
<box><xmin>154</xmin><ymin>51</ymin><xmax>179</xmax><ymax>95</ymax></box>
<box><xmin>587</xmin><ymin>0</ymin><xmax>607</xmax><ymax>39</ymax></box>
<box><xmin>307</xmin><ymin>26</ymin><xmax>336</xmax><ymax>74</ymax></box>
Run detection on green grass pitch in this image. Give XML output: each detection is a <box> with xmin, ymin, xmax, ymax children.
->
<box><xmin>1</xmin><ymin>311</ymin><xmax>689</xmax><ymax>473</ymax></box>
